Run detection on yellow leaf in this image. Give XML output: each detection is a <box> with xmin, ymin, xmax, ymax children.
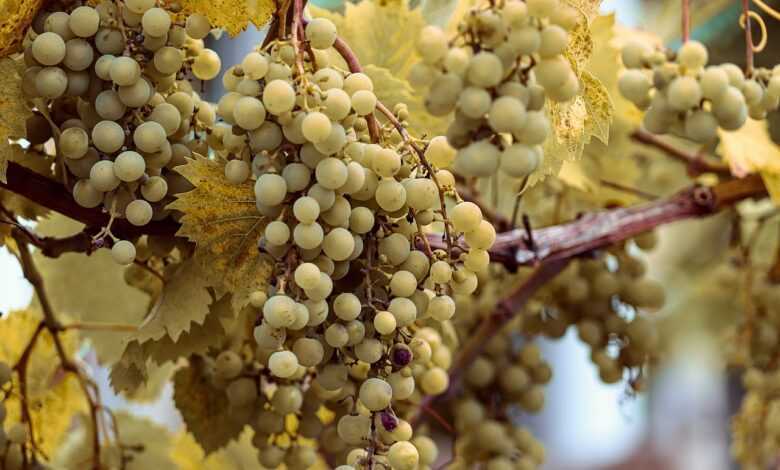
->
<box><xmin>164</xmin><ymin>0</ymin><xmax>275</xmax><ymax>36</ymax></box>
<box><xmin>170</xmin><ymin>431</ymin><xmax>207</xmax><ymax>470</ymax></box>
<box><xmin>168</xmin><ymin>156</ymin><xmax>273</xmax><ymax>311</ymax></box>
<box><xmin>0</xmin><ymin>0</ymin><xmax>43</xmax><ymax>56</ymax></box>
<box><xmin>173</xmin><ymin>360</ymin><xmax>247</xmax><ymax>453</ymax></box>
<box><xmin>719</xmin><ymin>118</ymin><xmax>780</xmax><ymax>177</ymax></box>
<box><xmin>0</xmin><ymin>309</ymin><xmax>86</xmax><ymax>456</ymax></box>
<box><xmin>310</xmin><ymin>0</ymin><xmax>425</xmax><ymax>79</ymax></box>
<box><xmin>0</xmin><ymin>56</ymin><xmax>32</xmax><ymax>182</ymax></box>
<box><xmin>34</xmin><ymin>215</ymin><xmax>151</xmax><ymax>364</ymax></box>
<box><xmin>133</xmin><ymin>257</ymin><xmax>213</xmax><ymax>343</ymax></box>
<box><xmin>558</xmin><ymin>160</ymin><xmax>596</xmax><ymax>193</ymax></box>
<box><xmin>0</xmin><ymin>145</ymin><xmax>54</xmax><ymax>220</ymax></box>
<box><xmin>762</xmin><ymin>172</ymin><xmax>780</xmax><ymax>205</ymax></box>
<box><xmin>203</xmin><ymin>427</ymin><xmax>263</xmax><ymax>470</ymax></box>
<box><xmin>564</xmin><ymin>0</ymin><xmax>603</xmax><ymax>21</ymax></box>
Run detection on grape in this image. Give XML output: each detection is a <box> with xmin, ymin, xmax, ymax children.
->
<box><xmin>534</xmin><ymin>56</ymin><xmax>571</xmax><ymax>90</ymax></box>
<box><xmin>226</xmin><ymin>377</ymin><xmax>257</xmax><ymax>407</ymax></box>
<box><xmin>409</xmin><ymin>62</ymin><xmax>438</xmax><ymax>88</ymax></box>
<box><xmin>305</xmin><ymin>18</ymin><xmax>337</xmax><ymax>50</ymax></box>
<box><xmin>315</xmin><ymin>157</ymin><xmax>348</xmax><ymax>190</ymax></box>
<box><xmin>118</xmin><ymin>79</ymin><xmax>151</xmax><ymax>108</ymax></box>
<box><xmin>324</xmin><ymin>323</ymin><xmax>348</xmax><ymax>347</ymax></box>
<box><xmin>359</xmin><ymin>377</ymin><xmax>393</xmax><ymax>411</ymax></box>
<box><xmin>307</xmin><ymin>183</ymin><xmax>336</xmax><ymax>211</ymax></box>
<box><xmin>87</xmin><ymin>121</ymin><xmax>125</xmax><ymax>154</ymax></box>
<box><xmin>72</xmin><ymin>179</ymin><xmax>103</xmax><ymax>208</ymax></box>
<box><xmin>36</xmin><ymin>67</ymin><xmax>68</xmax><ymax>99</ymax></box>
<box><xmin>142</xmin><ymin>8</ymin><xmax>171</xmax><ymax>37</ymax></box>
<box><xmin>111</xmin><ymin>240</ymin><xmax>136</xmax><ymax>265</ymax></box>
<box><xmin>421</xmin><ymin>367</ymin><xmax>449</xmax><ymax>395</ymax></box>
<box><xmin>339</xmin><ymin>161</ymin><xmax>367</xmax><ymax>195</ymax></box>
<box><xmin>374</xmin><ymin>310</ymin><xmax>397</xmax><ymax>335</ymax></box>
<box><xmin>337</xmin><ymin>414</ymin><xmax>370</xmax><ymax>445</ymax></box>
<box><xmin>69</xmin><ymin>6</ymin><xmax>100</xmax><ymax>38</ymax></box>
<box><xmin>94</xmin><ymin>55</ymin><xmax>114</xmax><ymax>80</ymax></box>
<box><xmin>192</xmin><ymin>49</ymin><xmax>221</xmax><ymax>80</ymax></box>
<box><xmin>153</xmin><ymin>46</ymin><xmax>184</xmax><ymax>75</ymax></box>
<box><xmin>301</xmin><ymin>112</ymin><xmax>332</xmax><ymax>143</ymax></box>
<box><xmin>126</xmin><ymin>199</ymin><xmax>153</xmax><ymax>226</ymax></box>
<box><xmin>110</xmin><ymin>56</ymin><xmax>141</xmax><ymax>86</ymax></box>
<box><xmin>314</xmin><ymin>122</ymin><xmax>346</xmax><ymax>155</ymax></box>
<box><xmin>263</xmin><ymin>80</ymin><xmax>296</xmax><ymax>115</ymax></box>
<box><xmin>292</xmin><ymin>337</ymin><xmax>324</xmax><ymax>367</ymax></box>
<box><xmin>515</xmin><ymin>111</ymin><xmax>550</xmax><ymax>145</ymax></box>
<box><xmin>255</xmin><ymin>173</ymin><xmax>287</xmax><ymax>207</ymax></box>
<box><xmin>417</xmin><ymin>25</ymin><xmax>448</xmax><ymax>65</ymax></box>
<box><xmin>467</xmin><ymin>52</ymin><xmax>503</xmax><ymax>88</ymax></box>
<box><xmin>424</xmin><ymin>136</ymin><xmax>456</xmax><ymax>168</ymax></box>
<box><xmin>149</xmin><ymin>103</ymin><xmax>182</xmax><ymax>136</ymax></box>
<box><xmin>667</xmin><ymin>76</ymin><xmax>702</xmax><ymax>111</ymax></box>
<box><xmin>618</xmin><ymin>70</ymin><xmax>652</xmax><ymax>105</ymax></box>
<box><xmin>713</xmin><ymin>86</ymin><xmax>747</xmax><ymax>130</ymax></box>
<box><xmin>453</xmin><ymin>140</ymin><xmax>500</xmax><ymax>177</ymax></box>
<box><xmin>538</xmin><ymin>25</ymin><xmax>568</xmax><ymax>58</ymax></box>
<box><xmin>322</xmin><ymin>227</ymin><xmax>354</xmax><ymax>261</ymax></box>
<box><xmin>95</xmin><ymin>28</ymin><xmax>125</xmax><ymax>55</ymax></box>
<box><xmin>59</xmin><ymin>127</ymin><xmax>88</xmax><ymax>159</ymax></box>
<box><xmin>488</xmin><ymin>96</ymin><xmax>526</xmax><ymax>133</ymax></box>
<box><xmin>344</xmin><ymin>72</ymin><xmax>374</xmax><ymax>96</ymax></box>
<box><xmin>242</xmin><ymin>51</ymin><xmax>268</xmax><ymax>80</ymax></box>
<box><xmin>224</xmin><ymin>159</ymin><xmax>250</xmax><ymax>185</ymax></box>
<box><xmin>375</xmin><ymin>178</ymin><xmax>407</xmax><ymax>212</ymax></box>
<box><xmin>388</xmin><ymin>441</ymin><xmax>420</xmax><ymax>470</ymax></box>
<box><xmin>372</xmin><ymin>148</ymin><xmax>401</xmax><ymax>177</ymax></box>
<box><xmin>62</xmin><ymin>39</ymin><xmax>93</xmax><ymax>72</ymax></box>
<box><xmin>388</xmin><ymin>270</ymin><xmax>416</xmax><ymax>298</ymax></box>
<box><xmin>114</xmin><ymin>151</ymin><xmax>146</xmax><ymax>181</ymax></box>
<box><xmin>685</xmin><ymin>110</ymin><xmax>718</xmax><ymax>143</ymax></box>
<box><xmin>141</xmin><ymin>176</ymin><xmax>168</xmax><ymax>202</ymax></box>
<box><xmin>215</xmin><ymin>350</ymin><xmax>243</xmax><ymax>380</ymax></box>
<box><xmin>264</xmin><ymin>220</ymin><xmax>290</xmax><ymax>245</ymax></box>
<box><xmin>126</xmin><ymin>0</ymin><xmax>155</xmax><ymax>14</ymax></box>
<box><xmin>349</xmin><ymin>206</ymin><xmax>375</xmax><ymax>234</ymax></box>
<box><xmin>263</xmin><ymin>295</ymin><xmax>296</xmax><ymax>329</ymax></box>
<box><xmin>465</xmin><ymin>220</ymin><xmax>496</xmax><ymax>249</ymax></box>
<box><xmin>322</xmin><ymin>88</ymin><xmax>351</xmax><ymax>121</ymax></box>
<box><xmin>426</xmin><ymin>73</ymin><xmax>463</xmax><ymax>115</ymax></box>
<box><xmin>293</xmin><ymin>262</ymin><xmax>320</xmax><ymax>290</ymax></box>
<box><xmin>290</xmin><ymin>197</ymin><xmax>318</xmax><ymax>225</ymax></box>
<box><xmin>294</xmin><ymin>222</ymin><xmax>324</xmax><ymax>250</ymax></box>
<box><xmin>44</xmin><ymin>12</ymin><xmax>74</xmax><ymax>40</ymax></box>
<box><xmin>234</xmin><ymin>97</ymin><xmax>266</xmax><ymax>130</ymax></box>
<box><xmin>458</xmin><ymin>87</ymin><xmax>492</xmax><ymax>119</ymax></box>
<box><xmin>501</xmin><ymin>144</ymin><xmax>541</xmax><ymax>177</ymax></box>
<box><xmin>443</xmin><ymin>47</ymin><xmax>471</xmax><ymax>77</ymax></box>
<box><xmin>133</xmin><ymin>121</ymin><xmax>166</xmax><ymax>153</ymax></box>
<box><xmin>678</xmin><ymin>40</ymin><xmax>708</xmax><ymax>70</ymax></box>
<box><xmin>405</xmin><ymin>178</ymin><xmax>438</xmax><ymax>211</ymax></box>
<box><xmin>351</xmin><ymin>90</ymin><xmax>377</xmax><ymax>115</ymax></box>
<box><xmin>185</xmin><ymin>13</ymin><xmax>210</xmax><ymax>39</ymax></box>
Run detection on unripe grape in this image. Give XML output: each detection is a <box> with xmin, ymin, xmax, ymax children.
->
<box><xmin>684</xmin><ymin>110</ymin><xmax>718</xmax><ymax>143</ymax></box>
<box><xmin>225</xmin><ymin>159</ymin><xmax>250</xmax><ymax>184</ymax></box>
<box><xmin>467</xmin><ymin>52</ymin><xmax>503</xmax><ymax>88</ymax></box>
<box><xmin>254</xmin><ymin>173</ymin><xmax>287</xmax><ymax>206</ymax></box>
<box><xmin>677</xmin><ymin>40</ymin><xmax>708</xmax><ymax>70</ymax></box>
<box><xmin>501</xmin><ymin>144</ymin><xmax>541</xmax><ymax>177</ymax></box>
<box><xmin>618</xmin><ymin>69</ymin><xmax>652</xmax><ymax>105</ymax></box>
<box><xmin>142</xmin><ymin>8</ymin><xmax>171</xmax><ymax>37</ymax></box>
<box><xmin>192</xmin><ymin>49</ymin><xmax>221</xmax><ymax>80</ymax></box>
<box><xmin>343</xmin><ymin>72</ymin><xmax>374</xmax><ymax>95</ymax></box>
<box><xmin>263</xmin><ymin>80</ymin><xmax>296</xmax><ymax>115</ymax></box>
<box><xmin>454</xmin><ymin>140</ymin><xmax>500</xmax><ymax>177</ymax></box>
<box><xmin>539</xmin><ymin>25</ymin><xmax>568</xmax><ymax>58</ymax></box>
<box><xmin>488</xmin><ymin>96</ymin><xmax>527</xmax><ymax>133</ymax></box>
<box><xmin>141</xmin><ymin>176</ymin><xmax>168</xmax><ymax>202</ymax></box>
<box><xmin>114</xmin><ymin>151</ymin><xmax>146</xmax><ymax>181</ymax></box>
<box><xmin>323</xmin><ymin>227</ymin><xmax>354</xmax><ymax>261</ymax></box>
<box><xmin>351</xmin><ymin>90</ymin><xmax>377</xmax><ymax>115</ymax></box>
<box><xmin>305</xmin><ymin>18</ymin><xmax>337</xmax><ymax>50</ymax></box>
<box><xmin>69</xmin><ymin>6</ymin><xmax>100</xmax><ymax>38</ymax></box>
<box><xmin>621</xmin><ymin>39</ymin><xmax>652</xmax><ymax>69</ymax></box>
<box><xmin>375</xmin><ymin>178</ymin><xmax>407</xmax><ymax>212</ymax></box>
<box><xmin>417</xmin><ymin>25</ymin><xmax>448</xmax><ymax>65</ymax></box>
<box><xmin>458</xmin><ymin>87</ymin><xmax>492</xmax><ymax>119</ymax></box>
<box><xmin>133</xmin><ymin>121</ymin><xmax>167</xmax><ymax>153</ymax></box>
<box><xmin>36</xmin><ymin>67</ymin><xmax>68</xmax><ymax>99</ymax></box>
<box><xmin>185</xmin><ymin>13</ymin><xmax>210</xmax><ymax>39</ymax></box>
<box><xmin>110</xmin><ymin>56</ymin><xmax>141</xmax><ymax>86</ymax></box>
<box><xmin>359</xmin><ymin>377</ymin><xmax>393</xmax><ymax>411</ymax></box>
<box><xmin>268</xmin><ymin>350</ymin><xmax>299</xmax><ymax>378</ymax></box>
<box><xmin>60</xmin><ymin>127</ymin><xmax>88</xmax><ymax>159</ymax></box>
<box><xmin>126</xmin><ymin>199</ymin><xmax>153</xmax><ymax>226</ymax></box>
<box><xmin>111</xmin><ymin>240</ymin><xmax>136</xmax><ymax>265</ymax></box>
<box><xmin>667</xmin><ymin>76</ymin><xmax>702</xmax><ymax>111</ymax></box>
<box><xmin>233</xmin><ymin>96</ymin><xmax>266</xmax><ymax>130</ymax></box>
<box><xmin>72</xmin><ymin>179</ymin><xmax>103</xmax><ymax>208</ymax></box>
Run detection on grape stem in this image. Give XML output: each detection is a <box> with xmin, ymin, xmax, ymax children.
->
<box><xmin>743</xmin><ymin>0</ymin><xmax>754</xmax><ymax>75</ymax></box>
<box><xmin>681</xmin><ymin>0</ymin><xmax>690</xmax><ymax>42</ymax></box>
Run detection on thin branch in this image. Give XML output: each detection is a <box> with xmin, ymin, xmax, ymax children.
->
<box><xmin>743</xmin><ymin>0</ymin><xmax>754</xmax><ymax>75</ymax></box>
<box><xmin>681</xmin><ymin>0</ymin><xmax>690</xmax><ymax>42</ymax></box>
<box><xmin>631</xmin><ymin>129</ymin><xmax>731</xmax><ymax>176</ymax></box>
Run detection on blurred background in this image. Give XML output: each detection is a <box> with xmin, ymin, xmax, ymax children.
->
<box><xmin>4</xmin><ymin>0</ymin><xmax>780</xmax><ymax>468</ymax></box>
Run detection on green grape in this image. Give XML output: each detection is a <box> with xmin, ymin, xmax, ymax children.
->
<box><xmin>444</xmin><ymin>47</ymin><xmax>471</xmax><ymax>76</ymax></box>
<box><xmin>488</xmin><ymin>96</ymin><xmax>527</xmax><ymax>133</ymax></box>
<box><xmin>254</xmin><ymin>173</ymin><xmax>287</xmax><ymax>206</ymax></box>
<box><xmin>337</xmin><ymin>414</ymin><xmax>370</xmax><ymax>445</ymax></box>
<box><xmin>118</xmin><ymin>79</ymin><xmax>152</xmax><ymax>108</ymax></box>
<box><xmin>292</xmin><ymin>337</ymin><xmax>324</xmax><ymax>367</ymax></box>
<box><xmin>215</xmin><ymin>350</ymin><xmax>243</xmax><ymax>380</ymax></box>
<box><xmin>417</xmin><ymin>25</ymin><xmax>448</xmax><ymax>65</ymax></box>
<box><xmin>428</xmin><ymin>295</ymin><xmax>456</xmax><ymax>321</ymax></box>
<box><xmin>264</xmin><ymin>220</ymin><xmax>290</xmax><ymax>246</ymax></box>
<box><xmin>305</xmin><ymin>17</ymin><xmax>337</xmax><ymax>50</ymax></box>
<box><xmin>314</xmin><ymin>122</ymin><xmax>346</xmax><ymax>155</ymax></box>
<box><xmin>307</xmin><ymin>183</ymin><xmax>336</xmax><ymax>211</ymax></box>
<box><xmin>390</xmin><ymin>270</ymin><xmax>418</xmax><ymax>297</ymax></box>
<box><xmin>424</xmin><ymin>136</ymin><xmax>456</xmax><ymax>168</ymax></box>
<box><xmin>685</xmin><ymin>110</ymin><xmax>718</xmax><ymax>143</ymax></box>
<box><xmin>142</xmin><ymin>8</ymin><xmax>171</xmax><ymax>37</ymax></box>
<box><xmin>667</xmin><ymin>76</ymin><xmax>702</xmax><ymax>111</ymax></box>
<box><xmin>226</xmin><ymin>377</ymin><xmax>257</xmax><ymax>407</ymax></box>
<box><xmin>44</xmin><ymin>12</ymin><xmax>75</xmax><ymax>40</ymax></box>
<box><xmin>293</xmin><ymin>196</ymin><xmax>320</xmax><ymax>224</ymax></box>
<box><xmin>95</xmin><ymin>28</ymin><xmax>125</xmax><ymax>55</ymax></box>
<box><xmin>185</xmin><ymin>13</ymin><xmax>211</xmax><ymax>39</ymax></box>
<box><xmin>294</xmin><ymin>222</ymin><xmax>324</xmax><ymax>250</ymax></box>
<box><xmin>351</xmin><ymin>89</ymin><xmax>377</xmax><ymax>115</ymax></box>
<box><xmin>374</xmin><ymin>310</ymin><xmax>397</xmax><ymax>335</ymax></box>
<box><xmin>458</xmin><ymin>87</ymin><xmax>492</xmax><ymax>119</ymax></box>
<box><xmin>63</xmin><ymin>38</ymin><xmax>94</xmax><ymax>72</ymax></box>
<box><xmin>268</xmin><ymin>350</ymin><xmax>299</xmax><ymax>378</ymax></box>
<box><xmin>451</xmin><ymin>201</ymin><xmax>483</xmax><ymax>233</ymax></box>
<box><xmin>453</xmin><ymin>139</ymin><xmax>501</xmax><ymax>177</ymax></box>
<box><xmin>35</xmin><ymin>67</ymin><xmax>68</xmax><ymax>99</ymax></box>
<box><xmin>375</xmin><ymin>178</ymin><xmax>407</xmax><ymax>212</ymax></box>
<box><xmin>349</xmin><ymin>206</ymin><xmax>375</xmax><ymax>234</ymax></box>
<box><xmin>333</xmin><ymin>293</ymin><xmax>362</xmax><ymax>321</ymax></box>
<box><xmin>141</xmin><ymin>176</ymin><xmax>168</xmax><ymax>202</ymax></box>
<box><xmin>224</xmin><ymin>159</ymin><xmax>250</xmax><ymax>185</ymax></box>
<box><xmin>405</xmin><ymin>178</ymin><xmax>438</xmax><ymax>211</ymax></box>
<box><xmin>501</xmin><ymin>143</ymin><xmax>541</xmax><ymax>177</ymax></box>
<box><xmin>125</xmin><ymin>199</ymin><xmax>153</xmax><ymax>226</ymax></box>
<box><xmin>508</xmin><ymin>26</ymin><xmax>541</xmax><ymax>55</ymax></box>
<box><xmin>539</xmin><ymin>25</ymin><xmax>568</xmax><ymax>58</ymax></box>
<box><xmin>324</xmin><ymin>323</ymin><xmax>349</xmax><ymax>348</ymax></box>
<box><xmin>712</xmin><ymin>86</ymin><xmax>747</xmax><ymax>130</ymax></box>
<box><xmin>409</xmin><ymin>61</ymin><xmax>438</xmax><ymax>88</ymax></box>
<box><xmin>59</xmin><ymin>127</ymin><xmax>88</xmax><ymax>159</ymax></box>
<box><xmin>301</xmin><ymin>111</ymin><xmax>332</xmax><ymax>143</ymax></box>
<box><xmin>621</xmin><ymin>39</ymin><xmax>652</xmax><ymax>69</ymax></box>
<box><xmin>355</xmin><ymin>338</ymin><xmax>383</xmax><ymax>363</ymax></box>
<box><xmin>68</xmin><ymin>6</ymin><xmax>100</xmax><ymax>38</ymax></box>
<box><xmin>618</xmin><ymin>69</ymin><xmax>652</xmax><ymax>105</ymax></box>
<box><xmin>359</xmin><ymin>377</ymin><xmax>393</xmax><ymax>411</ymax></box>
<box><xmin>426</xmin><ymin>73</ymin><xmax>463</xmax><ymax>115</ymax></box>
<box><xmin>72</xmin><ymin>179</ymin><xmax>103</xmax><ymax>208</ymax></box>
<box><xmin>322</xmin><ymin>227</ymin><xmax>354</xmax><ymax>261</ymax></box>
<box><xmin>111</xmin><ymin>240</ymin><xmax>136</xmax><ymax>265</ymax></box>
<box><xmin>114</xmin><ymin>151</ymin><xmax>146</xmax><ymax>181</ymax></box>
<box><xmin>389</xmin><ymin>297</ymin><xmax>417</xmax><ymax>326</ymax></box>
<box><xmin>677</xmin><ymin>40</ymin><xmax>708</xmax><ymax>70</ymax></box>
<box><xmin>499</xmin><ymin>365</ymin><xmax>530</xmax><ymax>393</ymax></box>
<box><xmin>315</xmin><ymin>157</ymin><xmax>348</xmax><ymax>190</ymax></box>
<box><xmin>467</xmin><ymin>52</ymin><xmax>503</xmax><ymax>88</ymax></box>
<box><xmin>271</xmin><ymin>385</ymin><xmax>303</xmax><ymax>414</ymax></box>
<box><xmin>110</xmin><ymin>56</ymin><xmax>141</xmax><ymax>86</ymax></box>
<box><xmin>515</xmin><ymin>110</ymin><xmax>550</xmax><ymax>144</ymax></box>
<box><xmin>322</xmin><ymin>88</ymin><xmax>351</xmax><ymax>121</ymax></box>
<box><xmin>192</xmin><ymin>49</ymin><xmax>221</xmax><ymax>80</ymax></box>
<box><xmin>534</xmin><ymin>55</ymin><xmax>571</xmax><ymax>90</ymax></box>
<box><xmin>343</xmin><ymin>72</ymin><xmax>374</xmax><ymax>96</ymax></box>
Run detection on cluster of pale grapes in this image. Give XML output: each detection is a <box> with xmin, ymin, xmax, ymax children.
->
<box><xmin>20</xmin><ymin>1</ymin><xmax>220</xmax><ymax>265</ymax></box>
<box><xmin>0</xmin><ymin>361</ymin><xmax>29</xmax><ymax>470</ymax></box>
<box><xmin>726</xmin><ymin>275</ymin><xmax>780</xmax><ymax>469</ymax></box>
<box><xmin>619</xmin><ymin>39</ymin><xmax>780</xmax><ymax>143</ymax></box>
<box><xmin>530</xmin><ymin>236</ymin><xmax>662</xmax><ymax>387</ymax></box>
<box><xmin>174</xmin><ymin>14</ymin><xmax>501</xmax><ymax>468</ymax></box>
<box><xmin>409</xmin><ymin>0</ymin><xmax>582</xmax><ymax>180</ymax></box>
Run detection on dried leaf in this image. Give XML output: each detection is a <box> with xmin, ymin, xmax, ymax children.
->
<box><xmin>564</xmin><ymin>0</ymin><xmax>603</xmax><ymax>21</ymax></box>
<box><xmin>163</xmin><ymin>0</ymin><xmax>275</xmax><ymax>36</ymax></box>
<box><xmin>0</xmin><ymin>145</ymin><xmax>54</xmax><ymax>220</ymax></box>
<box><xmin>0</xmin><ymin>56</ymin><xmax>32</xmax><ymax>182</ymax></box>
<box><xmin>133</xmin><ymin>257</ymin><xmax>213</xmax><ymax>343</ymax></box>
<box><xmin>168</xmin><ymin>156</ymin><xmax>273</xmax><ymax>311</ymax></box>
<box><xmin>0</xmin><ymin>309</ymin><xmax>86</xmax><ymax>456</ymax></box>
<box><xmin>0</xmin><ymin>0</ymin><xmax>44</xmax><ymax>56</ymax></box>
<box><xmin>34</xmin><ymin>215</ymin><xmax>151</xmax><ymax>364</ymax></box>
<box><xmin>173</xmin><ymin>360</ymin><xmax>247</xmax><ymax>453</ymax></box>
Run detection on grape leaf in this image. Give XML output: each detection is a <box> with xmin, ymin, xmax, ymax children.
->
<box><xmin>164</xmin><ymin>0</ymin><xmax>275</xmax><ymax>36</ymax></box>
<box><xmin>133</xmin><ymin>257</ymin><xmax>213</xmax><ymax>343</ymax></box>
<box><xmin>0</xmin><ymin>0</ymin><xmax>44</xmax><ymax>56</ymax></box>
<box><xmin>719</xmin><ymin>118</ymin><xmax>780</xmax><ymax>204</ymax></box>
<box><xmin>173</xmin><ymin>360</ymin><xmax>248</xmax><ymax>453</ymax></box>
<box><xmin>0</xmin><ymin>146</ymin><xmax>54</xmax><ymax>220</ymax></box>
<box><xmin>0</xmin><ymin>56</ymin><xmax>32</xmax><ymax>182</ymax></box>
<box><xmin>34</xmin><ymin>215</ymin><xmax>151</xmax><ymax>364</ymax></box>
<box><xmin>168</xmin><ymin>156</ymin><xmax>273</xmax><ymax>311</ymax></box>
<box><xmin>0</xmin><ymin>309</ymin><xmax>86</xmax><ymax>456</ymax></box>
<box><xmin>203</xmin><ymin>427</ymin><xmax>264</xmax><ymax>470</ymax></box>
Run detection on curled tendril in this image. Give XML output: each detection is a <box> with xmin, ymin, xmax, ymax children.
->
<box><xmin>739</xmin><ymin>9</ymin><xmax>768</xmax><ymax>52</ymax></box>
<box><xmin>752</xmin><ymin>0</ymin><xmax>780</xmax><ymax>21</ymax></box>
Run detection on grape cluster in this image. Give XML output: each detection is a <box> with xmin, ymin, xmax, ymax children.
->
<box><xmin>619</xmin><ymin>39</ymin><xmax>780</xmax><ymax>143</ymax></box>
<box><xmin>727</xmin><ymin>276</ymin><xmax>780</xmax><ymax>469</ymax></box>
<box><xmin>184</xmin><ymin>14</ymin><xmax>500</xmax><ymax>467</ymax></box>
<box><xmin>20</xmin><ymin>2</ymin><xmax>221</xmax><ymax>265</ymax></box>
<box><xmin>410</xmin><ymin>0</ymin><xmax>581</xmax><ymax>180</ymax></box>
<box><xmin>530</xmin><ymin>236</ymin><xmax>663</xmax><ymax>386</ymax></box>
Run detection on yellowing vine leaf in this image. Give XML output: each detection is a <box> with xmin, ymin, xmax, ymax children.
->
<box><xmin>174</xmin><ymin>361</ymin><xmax>247</xmax><ymax>452</ymax></box>
<box><xmin>0</xmin><ymin>145</ymin><xmax>54</xmax><ymax>220</ymax></box>
<box><xmin>718</xmin><ymin>119</ymin><xmax>780</xmax><ymax>204</ymax></box>
<box><xmin>163</xmin><ymin>0</ymin><xmax>275</xmax><ymax>36</ymax></box>
<box><xmin>34</xmin><ymin>215</ymin><xmax>151</xmax><ymax>364</ymax></box>
<box><xmin>203</xmin><ymin>427</ymin><xmax>264</xmax><ymax>470</ymax></box>
<box><xmin>0</xmin><ymin>309</ymin><xmax>86</xmax><ymax>456</ymax></box>
<box><xmin>0</xmin><ymin>0</ymin><xmax>43</xmax><ymax>56</ymax></box>
<box><xmin>311</xmin><ymin>0</ymin><xmax>425</xmax><ymax>79</ymax></box>
<box><xmin>169</xmin><ymin>156</ymin><xmax>272</xmax><ymax>311</ymax></box>
<box><xmin>133</xmin><ymin>257</ymin><xmax>213</xmax><ymax>343</ymax></box>
<box><xmin>0</xmin><ymin>56</ymin><xmax>32</xmax><ymax>182</ymax></box>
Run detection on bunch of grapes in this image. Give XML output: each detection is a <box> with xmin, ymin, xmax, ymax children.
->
<box><xmin>19</xmin><ymin>1</ymin><xmax>221</xmax><ymax>265</ymax></box>
<box><xmin>727</xmin><ymin>275</ymin><xmax>780</xmax><ymax>468</ymax></box>
<box><xmin>409</xmin><ymin>0</ymin><xmax>581</xmax><ymax>180</ymax></box>
<box><xmin>170</xmin><ymin>13</ymin><xmax>504</xmax><ymax>467</ymax></box>
<box><xmin>619</xmin><ymin>39</ymin><xmax>780</xmax><ymax>143</ymax></box>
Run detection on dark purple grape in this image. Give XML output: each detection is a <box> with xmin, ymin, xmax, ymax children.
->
<box><xmin>380</xmin><ymin>410</ymin><xmax>397</xmax><ymax>431</ymax></box>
